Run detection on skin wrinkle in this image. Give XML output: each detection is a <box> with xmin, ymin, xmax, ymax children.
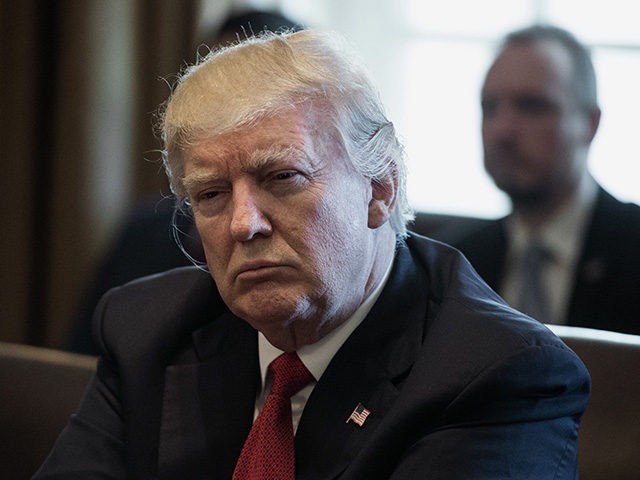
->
<box><xmin>182</xmin><ymin>145</ymin><xmax>313</xmax><ymax>203</ymax></box>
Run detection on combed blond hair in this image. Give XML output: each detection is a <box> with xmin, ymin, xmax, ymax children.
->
<box><xmin>160</xmin><ymin>29</ymin><xmax>413</xmax><ymax>236</ymax></box>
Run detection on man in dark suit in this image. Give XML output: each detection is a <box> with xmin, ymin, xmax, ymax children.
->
<box><xmin>447</xmin><ymin>25</ymin><xmax>640</xmax><ymax>335</ymax></box>
<box><xmin>35</xmin><ymin>30</ymin><xmax>589</xmax><ymax>479</ymax></box>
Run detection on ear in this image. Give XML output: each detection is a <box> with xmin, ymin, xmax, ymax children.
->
<box><xmin>585</xmin><ymin>106</ymin><xmax>601</xmax><ymax>143</ymax></box>
<box><xmin>368</xmin><ymin>169</ymin><xmax>398</xmax><ymax>229</ymax></box>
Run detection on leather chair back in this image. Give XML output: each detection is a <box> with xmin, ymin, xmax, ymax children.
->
<box><xmin>0</xmin><ymin>342</ymin><xmax>96</xmax><ymax>479</ymax></box>
<box><xmin>548</xmin><ymin>325</ymin><xmax>640</xmax><ymax>480</ymax></box>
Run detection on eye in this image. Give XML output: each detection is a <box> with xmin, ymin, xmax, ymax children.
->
<box><xmin>265</xmin><ymin>169</ymin><xmax>309</xmax><ymax>195</ymax></box>
<box><xmin>273</xmin><ymin>171</ymin><xmax>298</xmax><ymax>181</ymax></box>
<box><xmin>515</xmin><ymin>95</ymin><xmax>554</xmax><ymax>116</ymax></box>
<box><xmin>195</xmin><ymin>188</ymin><xmax>227</xmax><ymax>205</ymax></box>
<box><xmin>201</xmin><ymin>190</ymin><xmax>219</xmax><ymax>200</ymax></box>
<box><xmin>191</xmin><ymin>187</ymin><xmax>228</xmax><ymax>217</ymax></box>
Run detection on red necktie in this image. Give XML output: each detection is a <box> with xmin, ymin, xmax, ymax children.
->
<box><xmin>233</xmin><ymin>352</ymin><xmax>313</xmax><ymax>480</ymax></box>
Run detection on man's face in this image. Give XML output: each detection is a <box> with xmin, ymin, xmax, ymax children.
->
<box><xmin>481</xmin><ymin>41</ymin><xmax>595</xmax><ymax>205</ymax></box>
<box><xmin>182</xmin><ymin>106</ymin><xmax>383</xmax><ymax>349</ymax></box>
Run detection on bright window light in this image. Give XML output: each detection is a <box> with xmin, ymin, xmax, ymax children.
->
<box><xmin>277</xmin><ymin>0</ymin><xmax>640</xmax><ymax>216</ymax></box>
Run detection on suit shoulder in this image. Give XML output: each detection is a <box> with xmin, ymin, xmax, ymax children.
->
<box><xmin>586</xmin><ymin>189</ymin><xmax>640</xmax><ymax>256</ymax></box>
<box><xmin>407</xmin><ymin>234</ymin><xmax>569</xmax><ymax>351</ymax></box>
<box><xmin>406</xmin><ymin>233</ymin><xmax>504</xmax><ymax>307</ymax></box>
<box><xmin>93</xmin><ymin>266</ymin><xmax>221</xmax><ymax>356</ymax></box>
<box><xmin>114</xmin><ymin>265</ymin><xmax>211</xmax><ymax>294</ymax></box>
<box><xmin>594</xmin><ymin>189</ymin><xmax>640</xmax><ymax>230</ymax></box>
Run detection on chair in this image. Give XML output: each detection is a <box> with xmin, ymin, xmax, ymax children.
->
<box><xmin>547</xmin><ymin>325</ymin><xmax>640</xmax><ymax>480</ymax></box>
<box><xmin>409</xmin><ymin>211</ymin><xmax>492</xmax><ymax>243</ymax></box>
<box><xmin>0</xmin><ymin>342</ymin><xmax>96</xmax><ymax>480</ymax></box>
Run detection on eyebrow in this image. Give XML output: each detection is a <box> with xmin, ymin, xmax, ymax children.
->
<box><xmin>182</xmin><ymin>171</ymin><xmax>223</xmax><ymax>193</ymax></box>
<box><xmin>243</xmin><ymin>144</ymin><xmax>304</xmax><ymax>172</ymax></box>
<box><xmin>182</xmin><ymin>144</ymin><xmax>307</xmax><ymax>193</ymax></box>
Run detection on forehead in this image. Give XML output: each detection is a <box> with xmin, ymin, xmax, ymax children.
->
<box><xmin>185</xmin><ymin>108</ymin><xmax>311</xmax><ymax>165</ymax></box>
<box><xmin>181</xmin><ymin>104</ymin><xmax>347</xmax><ymax>184</ymax></box>
<box><xmin>483</xmin><ymin>41</ymin><xmax>575</xmax><ymax>98</ymax></box>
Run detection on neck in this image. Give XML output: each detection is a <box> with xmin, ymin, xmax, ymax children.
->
<box><xmin>512</xmin><ymin>179</ymin><xmax>582</xmax><ymax>230</ymax></box>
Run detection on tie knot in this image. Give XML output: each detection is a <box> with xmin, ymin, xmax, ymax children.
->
<box><xmin>268</xmin><ymin>352</ymin><xmax>313</xmax><ymax>399</ymax></box>
<box><xmin>523</xmin><ymin>241</ymin><xmax>552</xmax><ymax>267</ymax></box>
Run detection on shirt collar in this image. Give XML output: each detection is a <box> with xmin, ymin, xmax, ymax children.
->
<box><xmin>257</xmin><ymin>254</ymin><xmax>395</xmax><ymax>388</ymax></box>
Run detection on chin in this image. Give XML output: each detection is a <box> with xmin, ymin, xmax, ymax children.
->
<box><xmin>231</xmin><ymin>292</ymin><xmax>310</xmax><ymax>326</ymax></box>
<box><xmin>502</xmin><ymin>184</ymin><xmax>548</xmax><ymax>206</ymax></box>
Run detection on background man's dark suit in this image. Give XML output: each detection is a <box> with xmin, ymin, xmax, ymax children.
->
<box><xmin>35</xmin><ymin>235</ymin><xmax>590</xmax><ymax>479</ymax></box>
<box><xmin>447</xmin><ymin>187</ymin><xmax>640</xmax><ymax>335</ymax></box>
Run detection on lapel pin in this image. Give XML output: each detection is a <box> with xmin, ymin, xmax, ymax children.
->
<box><xmin>346</xmin><ymin>402</ymin><xmax>370</xmax><ymax>427</ymax></box>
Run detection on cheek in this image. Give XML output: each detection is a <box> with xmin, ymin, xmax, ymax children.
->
<box><xmin>194</xmin><ymin>215</ymin><xmax>217</xmax><ymax>250</ymax></box>
<box><xmin>516</xmin><ymin>123</ymin><xmax>561</xmax><ymax>166</ymax></box>
<box><xmin>305</xmin><ymin>188</ymin><xmax>369</xmax><ymax>270</ymax></box>
<box><xmin>321</xmin><ymin>182</ymin><xmax>368</xmax><ymax>234</ymax></box>
<box><xmin>536</xmin><ymin>126</ymin><xmax>574</xmax><ymax>163</ymax></box>
<box><xmin>194</xmin><ymin>216</ymin><xmax>230</xmax><ymax>274</ymax></box>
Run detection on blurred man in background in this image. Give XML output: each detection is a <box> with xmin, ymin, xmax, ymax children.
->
<box><xmin>449</xmin><ymin>25</ymin><xmax>640</xmax><ymax>335</ymax></box>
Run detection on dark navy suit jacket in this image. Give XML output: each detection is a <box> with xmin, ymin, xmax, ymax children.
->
<box><xmin>35</xmin><ymin>235</ymin><xmax>590</xmax><ymax>479</ymax></box>
<box><xmin>448</xmin><ymin>187</ymin><xmax>640</xmax><ymax>335</ymax></box>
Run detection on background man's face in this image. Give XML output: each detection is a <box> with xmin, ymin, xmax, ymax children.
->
<box><xmin>481</xmin><ymin>40</ymin><xmax>593</xmax><ymax>205</ymax></box>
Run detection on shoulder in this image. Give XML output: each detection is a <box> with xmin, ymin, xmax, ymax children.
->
<box><xmin>586</xmin><ymin>187</ymin><xmax>640</xmax><ymax>252</ymax></box>
<box><xmin>591</xmin><ymin>187</ymin><xmax>640</xmax><ymax>229</ymax></box>
<box><xmin>405</xmin><ymin>233</ymin><xmax>506</xmax><ymax>311</ymax></box>
<box><xmin>97</xmin><ymin>266</ymin><xmax>215</xmax><ymax>315</ymax></box>
<box><xmin>398</xmin><ymin>236</ymin><xmax>589</xmax><ymax>443</ymax></box>
<box><xmin>405</xmin><ymin>232</ymin><xmax>575</xmax><ymax>363</ymax></box>
<box><xmin>92</xmin><ymin>266</ymin><xmax>223</xmax><ymax>358</ymax></box>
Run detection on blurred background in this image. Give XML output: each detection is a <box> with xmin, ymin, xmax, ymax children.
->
<box><xmin>2</xmin><ymin>0</ymin><xmax>639</xmax><ymax>349</ymax></box>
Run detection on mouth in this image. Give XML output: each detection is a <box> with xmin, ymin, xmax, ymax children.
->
<box><xmin>234</xmin><ymin>260</ymin><xmax>284</xmax><ymax>280</ymax></box>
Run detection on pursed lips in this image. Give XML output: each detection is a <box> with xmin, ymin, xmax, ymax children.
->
<box><xmin>234</xmin><ymin>260</ymin><xmax>285</xmax><ymax>280</ymax></box>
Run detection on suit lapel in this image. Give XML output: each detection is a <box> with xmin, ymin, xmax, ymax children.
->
<box><xmin>568</xmin><ymin>187</ymin><xmax>612</xmax><ymax>329</ymax></box>
<box><xmin>196</xmin><ymin>311</ymin><xmax>259</xmax><ymax>479</ymax></box>
<box><xmin>295</xmin><ymin>243</ymin><xmax>429</xmax><ymax>480</ymax></box>
<box><xmin>158</xmin><ymin>310</ymin><xmax>258</xmax><ymax>480</ymax></box>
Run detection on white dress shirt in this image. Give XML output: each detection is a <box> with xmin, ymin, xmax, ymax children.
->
<box><xmin>500</xmin><ymin>174</ymin><xmax>598</xmax><ymax>325</ymax></box>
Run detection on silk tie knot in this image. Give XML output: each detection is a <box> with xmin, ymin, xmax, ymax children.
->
<box><xmin>269</xmin><ymin>351</ymin><xmax>314</xmax><ymax>399</ymax></box>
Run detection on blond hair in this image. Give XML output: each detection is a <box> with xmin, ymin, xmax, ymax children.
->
<box><xmin>160</xmin><ymin>29</ymin><xmax>413</xmax><ymax>236</ymax></box>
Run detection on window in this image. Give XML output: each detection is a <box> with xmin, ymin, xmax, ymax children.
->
<box><xmin>275</xmin><ymin>0</ymin><xmax>640</xmax><ymax>216</ymax></box>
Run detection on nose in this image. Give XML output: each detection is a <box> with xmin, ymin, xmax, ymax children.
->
<box><xmin>229</xmin><ymin>185</ymin><xmax>273</xmax><ymax>242</ymax></box>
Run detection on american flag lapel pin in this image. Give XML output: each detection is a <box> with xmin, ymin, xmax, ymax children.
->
<box><xmin>346</xmin><ymin>402</ymin><xmax>371</xmax><ymax>427</ymax></box>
